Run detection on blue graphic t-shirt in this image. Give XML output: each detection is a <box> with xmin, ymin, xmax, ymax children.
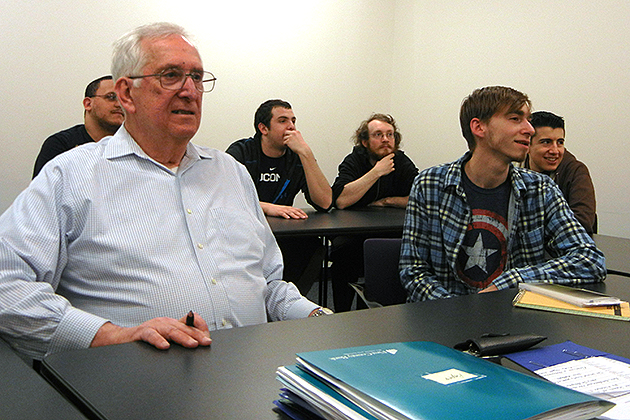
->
<box><xmin>456</xmin><ymin>165</ymin><xmax>510</xmax><ymax>289</ymax></box>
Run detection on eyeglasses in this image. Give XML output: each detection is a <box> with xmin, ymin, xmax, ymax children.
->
<box><xmin>91</xmin><ymin>93</ymin><xmax>118</xmax><ymax>102</ymax></box>
<box><xmin>128</xmin><ymin>68</ymin><xmax>217</xmax><ymax>93</ymax></box>
<box><xmin>370</xmin><ymin>131</ymin><xmax>395</xmax><ymax>140</ymax></box>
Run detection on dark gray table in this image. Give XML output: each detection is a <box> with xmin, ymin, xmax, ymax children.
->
<box><xmin>594</xmin><ymin>234</ymin><xmax>630</xmax><ymax>277</ymax></box>
<box><xmin>267</xmin><ymin>207</ymin><xmax>406</xmax><ymax>305</ymax></box>
<box><xmin>41</xmin><ymin>275</ymin><xmax>630</xmax><ymax>420</ymax></box>
<box><xmin>0</xmin><ymin>338</ymin><xmax>86</xmax><ymax>419</ymax></box>
<box><xmin>266</xmin><ymin>207</ymin><xmax>406</xmax><ymax>237</ymax></box>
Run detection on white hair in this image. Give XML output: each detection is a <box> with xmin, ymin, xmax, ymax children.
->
<box><xmin>111</xmin><ymin>22</ymin><xmax>197</xmax><ymax>83</ymax></box>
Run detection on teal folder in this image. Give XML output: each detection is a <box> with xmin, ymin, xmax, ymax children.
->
<box><xmin>294</xmin><ymin>341</ymin><xmax>613</xmax><ymax>420</ymax></box>
<box><xmin>277</xmin><ymin>364</ymin><xmax>379</xmax><ymax>420</ymax></box>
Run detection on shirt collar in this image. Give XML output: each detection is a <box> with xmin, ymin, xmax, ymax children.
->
<box><xmin>103</xmin><ymin>125</ymin><xmax>213</xmax><ymax>170</ymax></box>
<box><xmin>444</xmin><ymin>151</ymin><xmax>472</xmax><ymax>189</ymax></box>
<box><xmin>446</xmin><ymin>151</ymin><xmax>526</xmax><ymax>196</ymax></box>
<box><xmin>510</xmin><ymin>164</ymin><xmax>527</xmax><ymax>196</ymax></box>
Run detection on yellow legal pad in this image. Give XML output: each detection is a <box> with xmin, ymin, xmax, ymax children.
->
<box><xmin>513</xmin><ymin>289</ymin><xmax>630</xmax><ymax>321</ymax></box>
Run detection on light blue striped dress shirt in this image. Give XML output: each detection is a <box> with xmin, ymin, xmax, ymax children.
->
<box><xmin>0</xmin><ymin>126</ymin><xmax>317</xmax><ymax>360</ymax></box>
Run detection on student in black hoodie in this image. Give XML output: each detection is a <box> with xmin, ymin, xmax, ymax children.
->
<box><xmin>330</xmin><ymin>114</ymin><xmax>419</xmax><ymax>311</ymax></box>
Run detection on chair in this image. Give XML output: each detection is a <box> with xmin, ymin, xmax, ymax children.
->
<box><xmin>350</xmin><ymin>238</ymin><xmax>407</xmax><ymax>308</ymax></box>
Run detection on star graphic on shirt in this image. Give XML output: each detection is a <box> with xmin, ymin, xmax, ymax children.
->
<box><xmin>462</xmin><ymin>232</ymin><xmax>498</xmax><ymax>274</ymax></box>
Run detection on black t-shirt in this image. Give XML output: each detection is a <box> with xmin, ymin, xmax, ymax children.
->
<box><xmin>456</xmin><ymin>165</ymin><xmax>510</xmax><ymax>289</ymax></box>
<box><xmin>33</xmin><ymin>124</ymin><xmax>94</xmax><ymax>178</ymax></box>
<box><xmin>331</xmin><ymin>146</ymin><xmax>419</xmax><ymax>208</ymax></box>
<box><xmin>257</xmin><ymin>153</ymin><xmax>287</xmax><ymax>203</ymax></box>
<box><xmin>225</xmin><ymin>137</ymin><xmax>331</xmax><ymax>211</ymax></box>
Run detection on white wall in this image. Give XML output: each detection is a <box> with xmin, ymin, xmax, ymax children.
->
<box><xmin>1</xmin><ymin>0</ymin><xmax>629</xmax><ymax>238</ymax></box>
<box><xmin>0</xmin><ymin>0</ymin><xmax>394</xmax><ymax>212</ymax></box>
<box><xmin>390</xmin><ymin>0</ymin><xmax>630</xmax><ymax>237</ymax></box>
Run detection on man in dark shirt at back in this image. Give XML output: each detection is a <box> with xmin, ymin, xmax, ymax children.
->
<box><xmin>330</xmin><ymin>113</ymin><xmax>419</xmax><ymax>311</ymax></box>
<box><xmin>226</xmin><ymin>99</ymin><xmax>332</xmax><ymax>294</ymax></box>
<box><xmin>33</xmin><ymin>75</ymin><xmax>124</xmax><ymax>177</ymax></box>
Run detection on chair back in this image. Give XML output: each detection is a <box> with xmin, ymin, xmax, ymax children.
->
<box><xmin>363</xmin><ymin>238</ymin><xmax>407</xmax><ymax>306</ymax></box>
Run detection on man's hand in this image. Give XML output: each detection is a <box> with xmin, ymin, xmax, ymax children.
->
<box><xmin>478</xmin><ymin>284</ymin><xmax>499</xmax><ymax>293</ymax></box>
<box><xmin>260</xmin><ymin>202</ymin><xmax>308</xmax><ymax>219</ymax></box>
<box><xmin>372</xmin><ymin>153</ymin><xmax>395</xmax><ymax>177</ymax></box>
<box><xmin>282</xmin><ymin>130</ymin><xmax>310</xmax><ymax>156</ymax></box>
<box><xmin>282</xmin><ymin>130</ymin><xmax>333</xmax><ymax>211</ymax></box>
<box><xmin>91</xmin><ymin>313</ymin><xmax>212</xmax><ymax>350</ymax></box>
<box><xmin>335</xmin><ymin>153</ymin><xmax>397</xmax><ymax>209</ymax></box>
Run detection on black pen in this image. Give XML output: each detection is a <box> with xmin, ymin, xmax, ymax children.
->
<box><xmin>185</xmin><ymin>310</ymin><xmax>195</xmax><ymax>327</ymax></box>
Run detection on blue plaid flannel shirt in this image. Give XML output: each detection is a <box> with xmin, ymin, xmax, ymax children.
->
<box><xmin>400</xmin><ymin>152</ymin><xmax>606</xmax><ymax>301</ymax></box>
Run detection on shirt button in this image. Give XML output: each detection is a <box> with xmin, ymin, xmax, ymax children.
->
<box><xmin>197</xmin><ymin>243</ymin><xmax>204</xmax><ymax>249</ymax></box>
<box><xmin>211</xmin><ymin>278</ymin><xmax>217</xmax><ymax>285</ymax></box>
<box><xmin>222</xmin><ymin>319</ymin><xmax>227</xmax><ymax>326</ymax></box>
<box><xmin>187</xmin><ymin>209</ymin><xmax>192</xmax><ymax>214</ymax></box>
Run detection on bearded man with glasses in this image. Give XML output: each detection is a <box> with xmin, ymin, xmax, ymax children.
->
<box><xmin>0</xmin><ymin>22</ymin><xmax>323</xmax><ymax>362</ymax></box>
<box><xmin>329</xmin><ymin>113</ymin><xmax>419</xmax><ymax>312</ymax></box>
<box><xmin>33</xmin><ymin>75</ymin><xmax>124</xmax><ymax>177</ymax></box>
<box><xmin>333</xmin><ymin>113</ymin><xmax>418</xmax><ymax>210</ymax></box>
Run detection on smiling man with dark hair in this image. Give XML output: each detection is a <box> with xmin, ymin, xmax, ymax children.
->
<box><xmin>524</xmin><ymin>111</ymin><xmax>597</xmax><ymax>234</ymax></box>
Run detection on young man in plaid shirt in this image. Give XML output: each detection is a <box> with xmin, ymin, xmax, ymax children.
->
<box><xmin>400</xmin><ymin>86</ymin><xmax>605</xmax><ymax>302</ymax></box>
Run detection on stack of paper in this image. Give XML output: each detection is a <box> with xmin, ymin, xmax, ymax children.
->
<box><xmin>505</xmin><ymin>341</ymin><xmax>630</xmax><ymax>420</ymax></box>
<box><xmin>518</xmin><ymin>283</ymin><xmax>623</xmax><ymax>307</ymax></box>
<box><xmin>274</xmin><ymin>341</ymin><xmax>614</xmax><ymax>420</ymax></box>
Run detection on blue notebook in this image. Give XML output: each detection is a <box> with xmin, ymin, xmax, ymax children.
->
<box><xmin>504</xmin><ymin>340</ymin><xmax>630</xmax><ymax>371</ymax></box>
<box><xmin>293</xmin><ymin>341</ymin><xmax>614</xmax><ymax>420</ymax></box>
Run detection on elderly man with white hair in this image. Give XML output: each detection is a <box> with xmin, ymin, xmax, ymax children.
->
<box><xmin>0</xmin><ymin>22</ymin><xmax>325</xmax><ymax>361</ymax></box>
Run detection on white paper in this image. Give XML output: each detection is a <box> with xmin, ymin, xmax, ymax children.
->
<box><xmin>535</xmin><ymin>356</ymin><xmax>630</xmax><ymax>419</ymax></box>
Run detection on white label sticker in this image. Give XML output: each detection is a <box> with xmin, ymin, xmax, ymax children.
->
<box><xmin>422</xmin><ymin>368</ymin><xmax>480</xmax><ymax>385</ymax></box>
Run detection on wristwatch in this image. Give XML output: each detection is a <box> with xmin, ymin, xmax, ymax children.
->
<box><xmin>309</xmin><ymin>307</ymin><xmax>334</xmax><ymax>317</ymax></box>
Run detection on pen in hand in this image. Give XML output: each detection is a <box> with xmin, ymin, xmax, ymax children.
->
<box><xmin>185</xmin><ymin>310</ymin><xmax>195</xmax><ymax>327</ymax></box>
<box><xmin>183</xmin><ymin>310</ymin><xmax>212</xmax><ymax>347</ymax></box>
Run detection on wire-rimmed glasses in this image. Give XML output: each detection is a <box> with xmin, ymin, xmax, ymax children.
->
<box><xmin>370</xmin><ymin>131</ymin><xmax>395</xmax><ymax>140</ymax></box>
<box><xmin>128</xmin><ymin>68</ymin><xmax>216</xmax><ymax>93</ymax></box>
